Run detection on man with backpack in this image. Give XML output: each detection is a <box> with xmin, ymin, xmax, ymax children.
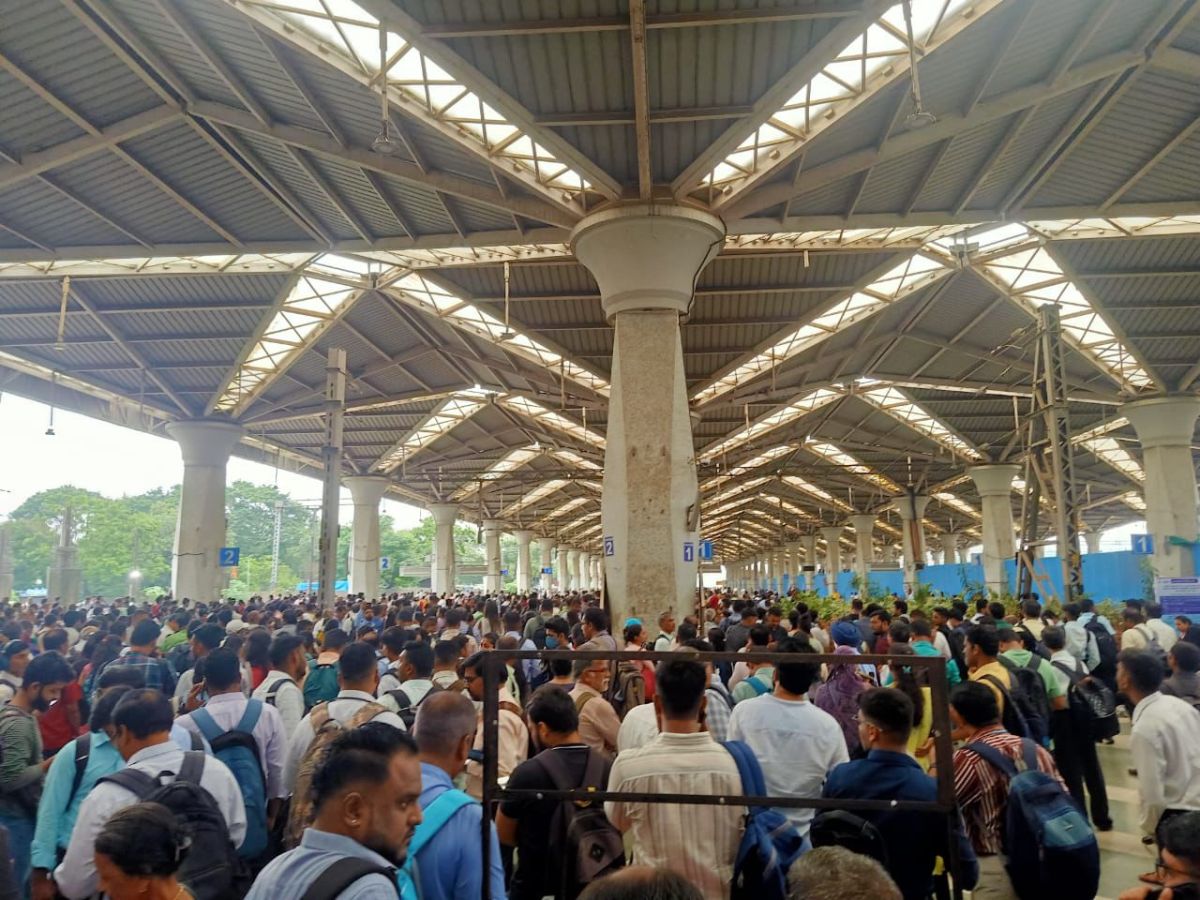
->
<box><xmin>246</xmin><ymin>725</ymin><xmax>424</xmax><ymax>900</ymax></box>
<box><xmin>605</xmin><ymin>659</ymin><xmax>743</xmax><ymax>898</ymax></box>
<box><xmin>176</xmin><ymin>648</ymin><xmax>288</xmax><ymax>864</ymax></box>
<box><xmin>54</xmin><ymin>689</ymin><xmax>247</xmax><ymax>900</ymax></box>
<box><xmin>821</xmin><ymin>688</ymin><xmax>978</xmax><ymax>900</ymax></box>
<box><xmin>173</xmin><ymin>623</ymin><xmax>238</xmax><ymax>713</ymax></box>
<box><xmin>570</xmin><ymin>646</ymin><xmax>621</xmax><ymax>759</ymax></box>
<box><xmin>251</xmin><ymin>633</ymin><xmax>308</xmax><ymax>739</ymax></box>
<box><xmin>1043</xmin><ymin>626</ymin><xmax>1113</xmax><ymax>831</ymax></box>
<box><xmin>410</xmin><ymin>690</ymin><xmax>506</xmax><ymax>899</ymax></box>
<box><xmin>498</xmin><ymin>685</ymin><xmax>622</xmax><ymax>899</ymax></box>
<box><xmin>998</xmin><ymin>624</ymin><xmax>1065</xmax><ymax>745</ymax></box>
<box><xmin>944</xmin><ymin>682</ymin><xmax>1096</xmax><ymax>900</ymax></box>
<box><xmin>377</xmin><ymin>641</ymin><xmax>439</xmax><ymax>729</ymax></box>
<box><xmin>303</xmin><ymin>628</ymin><xmax>350</xmax><ymax>712</ymax></box>
<box><xmin>284</xmin><ymin>642</ymin><xmax>407</xmax><ymax>794</ymax></box>
<box><xmin>31</xmin><ymin>684</ymin><xmax>132</xmax><ymax>900</ymax></box>
<box><xmin>1079</xmin><ymin>599</ymin><xmax>1118</xmax><ymax>690</ymax></box>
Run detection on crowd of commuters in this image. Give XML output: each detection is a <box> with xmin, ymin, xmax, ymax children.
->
<box><xmin>0</xmin><ymin>586</ymin><xmax>1190</xmax><ymax>899</ymax></box>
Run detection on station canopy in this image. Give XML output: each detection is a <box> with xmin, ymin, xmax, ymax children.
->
<box><xmin>2</xmin><ymin>0</ymin><xmax>1199</xmax><ymax>560</ymax></box>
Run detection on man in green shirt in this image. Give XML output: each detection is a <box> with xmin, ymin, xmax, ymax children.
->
<box><xmin>0</xmin><ymin>651</ymin><xmax>75</xmax><ymax>896</ymax></box>
<box><xmin>159</xmin><ymin>611</ymin><xmax>191</xmax><ymax>653</ymax></box>
<box><xmin>998</xmin><ymin>625</ymin><xmax>1068</xmax><ymax>711</ymax></box>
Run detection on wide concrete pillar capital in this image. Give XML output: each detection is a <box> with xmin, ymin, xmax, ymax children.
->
<box><xmin>969</xmin><ymin>464</ymin><xmax>1021</xmax><ymax>498</ymax></box>
<box><xmin>1122</xmin><ymin>396</ymin><xmax>1200</xmax><ymax>448</ymax></box>
<box><xmin>849</xmin><ymin>514</ymin><xmax>876</xmax><ymax>532</ymax></box>
<box><xmin>571</xmin><ymin>203</ymin><xmax>725</xmax><ymax>321</ymax></box>
<box><xmin>891</xmin><ymin>495</ymin><xmax>931</xmax><ymax>521</ymax></box>
<box><xmin>427</xmin><ymin>503</ymin><xmax>459</xmax><ymax>526</ymax></box>
<box><xmin>482</xmin><ymin>519</ymin><xmax>504</xmax><ymax>533</ymax></box>
<box><xmin>820</xmin><ymin>526</ymin><xmax>844</xmax><ymax>542</ymax></box>
<box><xmin>167</xmin><ymin>419</ymin><xmax>243</xmax><ymax>467</ymax></box>
<box><xmin>343</xmin><ymin>475</ymin><xmax>390</xmax><ymax>506</ymax></box>
<box><xmin>513</xmin><ymin>530</ymin><xmax>534</xmax><ymax>543</ymax></box>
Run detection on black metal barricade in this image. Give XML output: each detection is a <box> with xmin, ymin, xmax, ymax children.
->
<box><xmin>477</xmin><ymin>647</ymin><xmax>965</xmax><ymax>900</ymax></box>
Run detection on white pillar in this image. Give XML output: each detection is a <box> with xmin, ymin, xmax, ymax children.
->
<box><xmin>556</xmin><ymin>544</ymin><xmax>570</xmax><ymax>591</ymax></box>
<box><xmin>969</xmin><ymin>464</ymin><xmax>1020</xmax><ymax>595</ymax></box>
<box><xmin>820</xmin><ymin>526</ymin><xmax>843</xmax><ymax>578</ymax></box>
<box><xmin>482</xmin><ymin>519</ymin><xmax>503</xmax><ymax>593</ymax></box>
<box><xmin>514</xmin><ymin>530</ymin><xmax>534</xmax><ymax>591</ymax></box>
<box><xmin>572</xmin><ymin>204</ymin><xmax>723</xmax><ymax>627</ymax></box>
<box><xmin>850</xmin><ymin>514</ymin><xmax>875</xmax><ymax>586</ymax></box>
<box><xmin>784</xmin><ymin>541</ymin><xmax>801</xmax><ymax>592</ymax></box>
<box><xmin>571</xmin><ymin>549</ymin><xmax>585</xmax><ymax>590</ymax></box>
<box><xmin>1084</xmin><ymin>531</ymin><xmax>1103</xmax><ymax>555</ymax></box>
<box><xmin>344</xmin><ymin>476</ymin><xmax>389</xmax><ymax>600</ymax></box>
<box><xmin>940</xmin><ymin>533</ymin><xmax>961</xmax><ymax>566</ymax></box>
<box><xmin>1123</xmin><ymin>396</ymin><xmax>1200</xmax><ymax>577</ymax></box>
<box><xmin>892</xmin><ymin>495</ymin><xmax>932</xmax><ymax>591</ymax></box>
<box><xmin>428</xmin><ymin>503</ymin><xmax>458</xmax><ymax>595</ymax></box>
<box><xmin>537</xmin><ymin>537</ymin><xmax>555</xmax><ymax>593</ymax></box>
<box><xmin>167</xmin><ymin>420</ymin><xmax>242</xmax><ymax>602</ymax></box>
<box><xmin>799</xmin><ymin>535</ymin><xmax>816</xmax><ymax>590</ymax></box>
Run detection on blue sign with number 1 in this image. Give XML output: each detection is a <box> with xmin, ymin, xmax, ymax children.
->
<box><xmin>1131</xmin><ymin>534</ymin><xmax>1153</xmax><ymax>555</ymax></box>
<box><xmin>219</xmin><ymin>547</ymin><xmax>240</xmax><ymax>567</ymax></box>
<box><xmin>683</xmin><ymin>542</ymin><xmax>694</xmax><ymax>563</ymax></box>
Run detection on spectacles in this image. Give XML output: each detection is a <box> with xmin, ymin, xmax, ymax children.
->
<box><xmin>1156</xmin><ymin>858</ymin><xmax>1196</xmax><ymax>883</ymax></box>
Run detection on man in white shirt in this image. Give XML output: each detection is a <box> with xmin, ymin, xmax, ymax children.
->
<box><xmin>1062</xmin><ymin>603</ymin><xmax>1100</xmax><ymax>671</ymax></box>
<box><xmin>607</xmin><ymin>658</ymin><xmax>744</xmax><ymax>899</ymax></box>
<box><xmin>284</xmin><ymin>642</ymin><xmax>407</xmax><ymax>791</ymax></box>
<box><xmin>176</xmin><ymin>648</ymin><xmax>288</xmax><ymax>816</ymax></box>
<box><xmin>251</xmin><ymin>633</ymin><xmax>307</xmax><ymax>741</ymax></box>
<box><xmin>377</xmin><ymin>641</ymin><xmax>436</xmax><ymax>718</ymax></box>
<box><xmin>461</xmin><ymin>651</ymin><xmax>528</xmax><ymax>798</ymax></box>
<box><xmin>1118</xmin><ymin>647</ymin><xmax>1200</xmax><ymax>877</ymax></box>
<box><xmin>653</xmin><ymin>611</ymin><xmax>677</xmax><ymax>653</ymax></box>
<box><xmin>53</xmin><ymin>689</ymin><xmax>246</xmax><ymax>899</ymax></box>
<box><xmin>727</xmin><ymin>637</ymin><xmax>848</xmax><ymax>836</ymax></box>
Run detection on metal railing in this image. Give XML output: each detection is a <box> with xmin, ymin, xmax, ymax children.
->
<box><xmin>477</xmin><ymin>647</ymin><xmax>965</xmax><ymax>900</ymax></box>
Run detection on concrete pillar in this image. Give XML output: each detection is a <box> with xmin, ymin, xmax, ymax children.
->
<box><xmin>0</xmin><ymin>525</ymin><xmax>12</xmax><ymax>602</ymax></box>
<box><xmin>969</xmin><ymin>464</ymin><xmax>1020</xmax><ymax>595</ymax></box>
<box><xmin>1084</xmin><ymin>531</ymin><xmax>1103</xmax><ymax>555</ymax></box>
<box><xmin>850</xmin><ymin>514</ymin><xmax>875</xmax><ymax>587</ymax></box>
<box><xmin>344</xmin><ymin>476</ymin><xmax>389</xmax><ymax>600</ymax></box>
<box><xmin>1123</xmin><ymin>396</ymin><xmax>1200</xmax><ymax>577</ymax></box>
<box><xmin>482</xmin><ymin>519</ymin><xmax>503</xmax><ymax>593</ymax></box>
<box><xmin>555</xmin><ymin>544</ymin><xmax>570</xmax><ymax>591</ymax></box>
<box><xmin>820</xmin><ymin>526</ymin><xmax>843</xmax><ymax>581</ymax></box>
<box><xmin>571</xmin><ymin>549</ymin><xmax>585</xmax><ymax>591</ymax></box>
<box><xmin>892</xmin><ymin>495</ymin><xmax>932</xmax><ymax>591</ymax></box>
<box><xmin>784</xmin><ymin>542</ymin><xmax>801</xmax><ymax>592</ymax></box>
<box><xmin>46</xmin><ymin>507</ymin><xmax>83</xmax><ymax>604</ymax></box>
<box><xmin>940</xmin><ymin>533</ymin><xmax>961</xmax><ymax>567</ymax></box>
<box><xmin>514</xmin><ymin>530</ymin><xmax>534</xmax><ymax>592</ymax></box>
<box><xmin>167</xmin><ymin>420</ymin><xmax>242</xmax><ymax>602</ymax></box>
<box><xmin>572</xmin><ymin>204</ymin><xmax>723</xmax><ymax>627</ymax></box>
<box><xmin>798</xmin><ymin>535</ymin><xmax>815</xmax><ymax>590</ymax></box>
<box><xmin>428</xmin><ymin>503</ymin><xmax>458</xmax><ymax>595</ymax></box>
<box><xmin>537</xmin><ymin>537</ymin><xmax>555</xmax><ymax>593</ymax></box>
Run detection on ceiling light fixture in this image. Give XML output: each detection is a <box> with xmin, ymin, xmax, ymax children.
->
<box><xmin>499</xmin><ymin>261</ymin><xmax>516</xmax><ymax>341</ymax></box>
<box><xmin>372</xmin><ymin>25</ymin><xmax>400</xmax><ymax>156</ymax></box>
<box><xmin>902</xmin><ymin>1</ymin><xmax>937</xmax><ymax>130</ymax></box>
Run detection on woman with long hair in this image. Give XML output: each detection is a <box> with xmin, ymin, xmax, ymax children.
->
<box><xmin>94</xmin><ymin>802</ymin><xmax>192</xmax><ymax>899</ymax></box>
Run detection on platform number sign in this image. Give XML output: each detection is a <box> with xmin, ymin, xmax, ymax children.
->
<box><xmin>603</xmin><ymin>536</ymin><xmax>615</xmax><ymax>557</ymax></box>
<box><xmin>1131</xmin><ymin>534</ymin><xmax>1153</xmax><ymax>555</ymax></box>
<box><xmin>380</xmin><ymin>557</ymin><xmax>390</xmax><ymax>570</ymax></box>
<box><xmin>700</xmin><ymin>540</ymin><xmax>714</xmax><ymax>561</ymax></box>
<box><xmin>218</xmin><ymin>547</ymin><xmax>240</xmax><ymax>567</ymax></box>
<box><xmin>683</xmin><ymin>542</ymin><xmax>695</xmax><ymax>563</ymax></box>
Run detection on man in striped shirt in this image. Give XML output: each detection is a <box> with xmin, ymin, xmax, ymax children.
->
<box><xmin>938</xmin><ymin>681</ymin><xmax>1063</xmax><ymax>900</ymax></box>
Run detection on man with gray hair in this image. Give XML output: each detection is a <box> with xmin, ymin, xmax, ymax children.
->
<box><xmin>570</xmin><ymin>641</ymin><xmax>621</xmax><ymax>759</ymax></box>
<box><xmin>787</xmin><ymin>847</ymin><xmax>902</xmax><ymax>900</ymax></box>
<box><xmin>411</xmin><ymin>690</ymin><xmax>507</xmax><ymax>899</ymax></box>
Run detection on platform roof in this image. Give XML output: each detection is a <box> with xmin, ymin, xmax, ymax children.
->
<box><xmin>2</xmin><ymin>0</ymin><xmax>1199</xmax><ymax>560</ymax></box>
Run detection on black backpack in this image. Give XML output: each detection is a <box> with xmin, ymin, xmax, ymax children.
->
<box><xmin>1083</xmin><ymin>619</ymin><xmax>1117</xmax><ymax>682</ymax></box>
<box><xmin>997</xmin><ymin>656</ymin><xmax>1051</xmax><ymax>746</ymax></box>
<box><xmin>300</xmin><ymin>857</ymin><xmax>398</xmax><ymax>900</ymax></box>
<box><xmin>539</xmin><ymin>748</ymin><xmax>625</xmax><ymax>897</ymax></box>
<box><xmin>810</xmin><ymin>810</ymin><xmax>889</xmax><ymax>866</ymax></box>
<box><xmin>1052</xmin><ymin>659</ymin><xmax>1119</xmax><ymax>741</ymax></box>
<box><xmin>387</xmin><ymin>683</ymin><xmax>444</xmax><ymax>731</ymax></box>
<box><xmin>98</xmin><ymin>751</ymin><xmax>248</xmax><ymax>899</ymax></box>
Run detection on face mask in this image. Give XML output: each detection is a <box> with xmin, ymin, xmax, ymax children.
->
<box><xmin>546</xmin><ymin>636</ymin><xmax>559</xmax><ymax>649</ymax></box>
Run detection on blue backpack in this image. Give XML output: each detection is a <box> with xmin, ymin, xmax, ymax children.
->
<box><xmin>304</xmin><ymin>661</ymin><xmax>340</xmax><ymax>711</ymax></box>
<box><xmin>723</xmin><ymin>740</ymin><xmax>808</xmax><ymax>900</ymax></box>
<box><xmin>966</xmin><ymin>739</ymin><xmax>1099</xmax><ymax>900</ymax></box>
<box><xmin>190</xmin><ymin>699</ymin><xmax>269</xmax><ymax>860</ymax></box>
<box><xmin>402</xmin><ymin>788</ymin><xmax>477</xmax><ymax>889</ymax></box>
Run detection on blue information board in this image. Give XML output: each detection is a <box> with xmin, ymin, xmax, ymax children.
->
<box><xmin>218</xmin><ymin>547</ymin><xmax>240</xmax><ymax>567</ymax></box>
<box><xmin>541</xmin><ymin>566</ymin><xmax>553</xmax><ymax>575</ymax></box>
<box><xmin>700</xmin><ymin>540</ymin><xmax>714</xmax><ymax>561</ymax></box>
<box><xmin>1156</xmin><ymin>577</ymin><xmax>1200</xmax><ymax>617</ymax></box>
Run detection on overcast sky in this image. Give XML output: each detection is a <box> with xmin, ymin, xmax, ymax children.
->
<box><xmin>0</xmin><ymin>393</ymin><xmax>426</xmax><ymax>528</ymax></box>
